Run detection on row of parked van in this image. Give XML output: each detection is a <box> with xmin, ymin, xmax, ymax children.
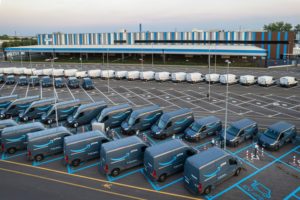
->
<box><xmin>1</xmin><ymin>67</ymin><xmax>298</xmax><ymax>87</ymax></box>
<box><xmin>0</xmin><ymin>74</ymin><xmax>94</xmax><ymax>90</ymax></box>
<box><xmin>0</xmin><ymin>94</ymin><xmax>297</xmax><ymax>152</ymax></box>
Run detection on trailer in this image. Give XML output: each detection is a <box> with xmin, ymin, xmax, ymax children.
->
<box><xmin>140</xmin><ymin>71</ymin><xmax>155</xmax><ymax>81</ymax></box>
<box><xmin>220</xmin><ymin>74</ymin><xmax>239</xmax><ymax>85</ymax></box>
<box><xmin>64</xmin><ymin>69</ymin><xmax>78</xmax><ymax>77</ymax></box>
<box><xmin>101</xmin><ymin>70</ymin><xmax>115</xmax><ymax>79</ymax></box>
<box><xmin>258</xmin><ymin>76</ymin><xmax>276</xmax><ymax>87</ymax></box>
<box><xmin>3</xmin><ymin>67</ymin><xmax>15</xmax><ymax>75</ymax></box>
<box><xmin>13</xmin><ymin>67</ymin><xmax>26</xmax><ymax>75</ymax></box>
<box><xmin>88</xmin><ymin>69</ymin><xmax>101</xmax><ymax>78</ymax></box>
<box><xmin>205</xmin><ymin>73</ymin><xmax>220</xmax><ymax>83</ymax></box>
<box><xmin>75</xmin><ymin>71</ymin><xmax>87</xmax><ymax>78</ymax></box>
<box><xmin>239</xmin><ymin>75</ymin><xmax>257</xmax><ymax>85</ymax></box>
<box><xmin>186</xmin><ymin>73</ymin><xmax>205</xmax><ymax>83</ymax></box>
<box><xmin>24</xmin><ymin>68</ymin><xmax>36</xmax><ymax>75</ymax></box>
<box><xmin>155</xmin><ymin>72</ymin><xmax>171</xmax><ymax>81</ymax></box>
<box><xmin>126</xmin><ymin>71</ymin><xmax>140</xmax><ymax>80</ymax></box>
<box><xmin>279</xmin><ymin>76</ymin><xmax>298</xmax><ymax>87</ymax></box>
<box><xmin>115</xmin><ymin>71</ymin><xmax>127</xmax><ymax>79</ymax></box>
<box><xmin>171</xmin><ymin>72</ymin><xmax>187</xmax><ymax>82</ymax></box>
<box><xmin>52</xmin><ymin>69</ymin><xmax>64</xmax><ymax>77</ymax></box>
<box><xmin>43</xmin><ymin>68</ymin><xmax>53</xmax><ymax>76</ymax></box>
<box><xmin>33</xmin><ymin>69</ymin><xmax>44</xmax><ymax>76</ymax></box>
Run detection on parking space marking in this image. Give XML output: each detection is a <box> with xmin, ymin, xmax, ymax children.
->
<box><xmin>0</xmin><ymin>167</ymin><xmax>144</xmax><ymax>200</ymax></box>
<box><xmin>284</xmin><ymin>186</ymin><xmax>300</xmax><ymax>200</ymax></box>
<box><xmin>107</xmin><ymin>86</ymin><xmax>137</xmax><ymax>106</ymax></box>
<box><xmin>33</xmin><ymin>156</ymin><xmax>64</xmax><ymax>166</ymax></box>
<box><xmin>79</xmin><ymin>86</ymin><xmax>95</xmax><ymax>103</ymax></box>
<box><xmin>120</xmin><ymin>86</ymin><xmax>155</xmax><ymax>106</ymax></box>
<box><xmin>0</xmin><ymin>83</ymin><xmax>6</xmax><ymax>91</ymax></box>
<box><xmin>10</xmin><ymin>83</ymin><xmax>18</xmax><ymax>95</ymax></box>
<box><xmin>210</xmin><ymin>145</ymin><xmax>300</xmax><ymax>199</ymax></box>
<box><xmin>107</xmin><ymin>168</ymin><xmax>142</xmax><ymax>182</ymax></box>
<box><xmin>40</xmin><ymin>83</ymin><xmax>43</xmax><ymax>98</ymax></box>
<box><xmin>237</xmin><ymin>185</ymin><xmax>256</xmax><ymax>200</ymax></box>
<box><xmin>67</xmin><ymin>162</ymin><xmax>100</xmax><ymax>174</ymax></box>
<box><xmin>1</xmin><ymin>152</ymin><xmax>27</xmax><ymax>160</ymax></box>
<box><xmin>25</xmin><ymin>84</ymin><xmax>30</xmax><ymax>97</ymax></box>
<box><xmin>0</xmin><ymin>159</ymin><xmax>201</xmax><ymax>200</ymax></box>
<box><xmin>65</xmin><ymin>84</ymin><xmax>76</xmax><ymax>100</ymax></box>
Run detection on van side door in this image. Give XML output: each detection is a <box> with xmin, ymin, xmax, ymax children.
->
<box><xmin>172</xmin><ymin>149</ymin><xmax>186</xmax><ymax>173</ymax></box>
<box><xmin>126</xmin><ymin>146</ymin><xmax>141</xmax><ymax>168</ymax></box>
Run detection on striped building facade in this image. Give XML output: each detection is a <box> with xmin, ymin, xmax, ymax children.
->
<box><xmin>37</xmin><ymin>31</ymin><xmax>295</xmax><ymax>60</ymax></box>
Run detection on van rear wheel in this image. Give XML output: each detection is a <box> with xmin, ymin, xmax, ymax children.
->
<box><xmin>111</xmin><ymin>168</ymin><xmax>120</xmax><ymax>177</ymax></box>
<box><xmin>7</xmin><ymin>147</ymin><xmax>16</xmax><ymax>154</ymax></box>
<box><xmin>235</xmin><ymin>168</ymin><xmax>241</xmax><ymax>176</ymax></box>
<box><xmin>203</xmin><ymin>186</ymin><xmax>211</xmax><ymax>195</ymax></box>
<box><xmin>35</xmin><ymin>154</ymin><xmax>44</xmax><ymax>162</ymax></box>
<box><xmin>72</xmin><ymin>159</ymin><xmax>80</xmax><ymax>167</ymax></box>
<box><xmin>158</xmin><ymin>174</ymin><xmax>167</xmax><ymax>182</ymax></box>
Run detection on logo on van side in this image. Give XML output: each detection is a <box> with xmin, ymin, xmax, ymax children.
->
<box><xmin>5</xmin><ymin>135</ymin><xmax>26</xmax><ymax>142</ymax></box>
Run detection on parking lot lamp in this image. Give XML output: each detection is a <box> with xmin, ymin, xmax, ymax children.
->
<box><xmin>223</xmin><ymin>60</ymin><xmax>231</xmax><ymax>150</ymax></box>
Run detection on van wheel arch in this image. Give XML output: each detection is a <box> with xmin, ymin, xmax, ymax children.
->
<box><xmin>235</xmin><ymin>167</ymin><xmax>241</xmax><ymax>176</ymax></box>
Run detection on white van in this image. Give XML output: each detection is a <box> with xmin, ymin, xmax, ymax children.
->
<box><xmin>126</xmin><ymin>71</ymin><xmax>140</xmax><ymax>80</ymax></box>
<box><xmin>220</xmin><ymin>74</ymin><xmax>239</xmax><ymax>85</ymax></box>
<box><xmin>205</xmin><ymin>73</ymin><xmax>220</xmax><ymax>83</ymax></box>
<box><xmin>279</xmin><ymin>76</ymin><xmax>298</xmax><ymax>87</ymax></box>
<box><xmin>115</xmin><ymin>71</ymin><xmax>127</xmax><ymax>79</ymax></box>
<box><xmin>33</xmin><ymin>69</ymin><xmax>44</xmax><ymax>76</ymax></box>
<box><xmin>24</xmin><ymin>68</ymin><xmax>36</xmax><ymax>76</ymax></box>
<box><xmin>239</xmin><ymin>75</ymin><xmax>257</xmax><ymax>85</ymax></box>
<box><xmin>88</xmin><ymin>69</ymin><xmax>101</xmax><ymax>78</ymax></box>
<box><xmin>140</xmin><ymin>71</ymin><xmax>155</xmax><ymax>81</ymax></box>
<box><xmin>155</xmin><ymin>72</ymin><xmax>171</xmax><ymax>81</ymax></box>
<box><xmin>42</xmin><ymin>68</ymin><xmax>53</xmax><ymax>76</ymax></box>
<box><xmin>171</xmin><ymin>72</ymin><xmax>187</xmax><ymax>82</ymax></box>
<box><xmin>64</xmin><ymin>69</ymin><xmax>78</xmax><ymax>77</ymax></box>
<box><xmin>75</xmin><ymin>71</ymin><xmax>87</xmax><ymax>78</ymax></box>
<box><xmin>13</xmin><ymin>67</ymin><xmax>26</xmax><ymax>75</ymax></box>
<box><xmin>3</xmin><ymin>68</ymin><xmax>15</xmax><ymax>74</ymax></box>
<box><xmin>258</xmin><ymin>76</ymin><xmax>276</xmax><ymax>87</ymax></box>
<box><xmin>52</xmin><ymin>69</ymin><xmax>64</xmax><ymax>77</ymax></box>
<box><xmin>101</xmin><ymin>70</ymin><xmax>115</xmax><ymax>79</ymax></box>
<box><xmin>186</xmin><ymin>73</ymin><xmax>204</xmax><ymax>83</ymax></box>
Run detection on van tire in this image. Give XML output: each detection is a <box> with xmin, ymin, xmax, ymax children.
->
<box><xmin>111</xmin><ymin>168</ymin><xmax>120</xmax><ymax>177</ymax></box>
<box><xmin>235</xmin><ymin>168</ymin><xmax>241</xmax><ymax>176</ymax></box>
<box><xmin>73</xmin><ymin>122</ymin><xmax>78</xmax><ymax>128</ymax></box>
<box><xmin>35</xmin><ymin>154</ymin><xmax>44</xmax><ymax>162</ymax></box>
<box><xmin>7</xmin><ymin>147</ymin><xmax>16</xmax><ymax>154</ymax></box>
<box><xmin>233</xmin><ymin>142</ymin><xmax>239</xmax><ymax>147</ymax></box>
<box><xmin>47</xmin><ymin>119</ymin><xmax>52</xmax><ymax>124</ymax></box>
<box><xmin>158</xmin><ymin>174</ymin><xmax>167</xmax><ymax>182</ymax></box>
<box><xmin>203</xmin><ymin>186</ymin><xmax>211</xmax><ymax>195</ymax></box>
<box><xmin>72</xmin><ymin>159</ymin><xmax>80</xmax><ymax>167</ymax></box>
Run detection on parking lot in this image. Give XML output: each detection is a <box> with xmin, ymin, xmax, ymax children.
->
<box><xmin>0</xmin><ymin>62</ymin><xmax>300</xmax><ymax>200</ymax></box>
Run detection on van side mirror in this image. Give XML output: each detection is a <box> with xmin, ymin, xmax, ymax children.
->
<box><xmin>141</xmin><ymin>146</ymin><xmax>147</xmax><ymax>152</ymax></box>
<box><xmin>135</xmin><ymin>118</ymin><xmax>140</xmax><ymax>124</ymax></box>
<box><xmin>166</xmin><ymin>122</ymin><xmax>172</xmax><ymax>128</ymax></box>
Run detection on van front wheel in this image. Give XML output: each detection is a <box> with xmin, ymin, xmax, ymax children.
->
<box><xmin>158</xmin><ymin>174</ymin><xmax>167</xmax><ymax>182</ymax></box>
<box><xmin>7</xmin><ymin>147</ymin><xmax>16</xmax><ymax>154</ymax></box>
<box><xmin>111</xmin><ymin>168</ymin><xmax>120</xmax><ymax>177</ymax></box>
<box><xmin>72</xmin><ymin>159</ymin><xmax>80</xmax><ymax>167</ymax></box>
<box><xmin>35</xmin><ymin>154</ymin><xmax>44</xmax><ymax>162</ymax></box>
<box><xmin>203</xmin><ymin>186</ymin><xmax>211</xmax><ymax>195</ymax></box>
<box><xmin>235</xmin><ymin>168</ymin><xmax>241</xmax><ymax>176</ymax></box>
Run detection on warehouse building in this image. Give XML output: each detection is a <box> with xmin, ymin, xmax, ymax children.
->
<box><xmin>5</xmin><ymin>30</ymin><xmax>297</xmax><ymax>67</ymax></box>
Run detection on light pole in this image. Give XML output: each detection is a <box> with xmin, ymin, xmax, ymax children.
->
<box><xmin>151</xmin><ymin>43</ymin><xmax>154</xmax><ymax>68</ymax></box>
<box><xmin>207</xmin><ymin>42</ymin><xmax>211</xmax><ymax>101</ymax></box>
<box><xmin>223</xmin><ymin>59</ymin><xmax>231</xmax><ymax>150</ymax></box>
<box><xmin>106</xmin><ymin>48</ymin><xmax>110</xmax><ymax>93</ymax></box>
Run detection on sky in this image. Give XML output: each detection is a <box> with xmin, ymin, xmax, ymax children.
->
<box><xmin>0</xmin><ymin>0</ymin><xmax>299</xmax><ymax>36</ymax></box>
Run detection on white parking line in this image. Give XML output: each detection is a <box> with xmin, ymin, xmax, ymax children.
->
<box><xmin>65</xmin><ymin>84</ymin><xmax>76</xmax><ymax>100</ymax></box>
<box><xmin>10</xmin><ymin>83</ymin><xmax>18</xmax><ymax>95</ymax></box>
<box><xmin>93</xmin><ymin>85</ymin><xmax>115</xmax><ymax>105</ymax></box>
<box><xmin>79</xmin><ymin>86</ymin><xmax>95</xmax><ymax>103</ymax></box>
<box><xmin>40</xmin><ymin>84</ymin><xmax>43</xmax><ymax>98</ymax></box>
<box><xmin>108</xmin><ymin>86</ymin><xmax>137</xmax><ymax>106</ymax></box>
<box><xmin>120</xmin><ymin>86</ymin><xmax>155</xmax><ymax>106</ymax></box>
<box><xmin>25</xmin><ymin>84</ymin><xmax>30</xmax><ymax>97</ymax></box>
<box><xmin>0</xmin><ymin>83</ymin><xmax>6</xmax><ymax>91</ymax></box>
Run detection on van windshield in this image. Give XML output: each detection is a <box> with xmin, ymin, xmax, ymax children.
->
<box><xmin>158</xmin><ymin>119</ymin><xmax>167</xmax><ymax>129</ymax></box>
<box><xmin>227</xmin><ymin>125</ymin><xmax>240</xmax><ymax>136</ymax></box>
<box><xmin>46</xmin><ymin>106</ymin><xmax>55</xmax><ymax>116</ymax></box>
<box><xmin>264</xmin><ymin>129</ymin><xmax>279</xmax><ymax>140</ymax></box>
<box><xmin>128</xmin><ymin>116</ymin><xmax>136</xmax><ymax>125</ymax></box>
<box><xmin>191</xmin><ymin>123</ymin><xmax>202</xmax><ymax>132</ymax></box>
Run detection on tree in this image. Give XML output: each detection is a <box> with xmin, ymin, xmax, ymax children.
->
<box><xmin>294</xmin><ymin>24</ymin><xmax>300</xmax><ymax>33</ymax></box>
<box><xmin>263</xmin><ymin>21</ymin><xmax>293</xmax><ymax>32</ymax></box>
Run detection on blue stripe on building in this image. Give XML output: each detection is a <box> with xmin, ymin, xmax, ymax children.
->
<box><xmin>37</xmin><ymin>36</ymin><xmax>40</xmax><ymax>45</ymax></box>
<box><xmin>128</xmin><ymin>32</ymin><xmax>131</xmax><ymax>44</ymax></box>
<box><xmin>192</xmin><ymin>32</ymin><xmax>195</xmax><ymax>43</ymax></box>
<box><xmin>261</xmin><ymin>32</ymin><xmax>265</xmax><ymax>49</ymax></box>
<box><xmin>120</xmin><ymin>32</ymin><xmax>123</xmax><ymax>41</ymax></box>
<box><xmin>89</xmin><ymin>33</ymin><xmax>92</xmax><ymax>45</ymax></box>
<box><xmin>73</xmin><ymin>34</ymin><xmax>77</xmax><ymax>45</ymax></box>
<box><xmin>181</xmin><ymin>32</ymin><xmax>184</xmax><ymax>43</ymax></box>
<box><xmin>216</xmin><ymin>32</ymin><xmax>219</xmax><ymax>44</ymax></box>
<box><xmin>108</xmin><ymin>33</ymin><xmax>111</xmax><ymax>45</ymax></box>
<box><xmin>204</xmin><ymin>32</ymin><xmax>206</xmax><ymax>44</ymax></box>
<box><xmin>276</xmin><ymin>32</ymin><xmax>281</xmax><ymax>59</ymax></box>
<box><xmin>268</xmin><ymin>32</ymin><xmax>272</xmax><ymax>59</ymax></box>
<box><xmin>163</xmin><ymin>32</ymin><xmax>167</xmax><ymax>41</ymax></box>
<box><xmin>171</xmin><ymin>32</ymin><xmax>175</xmax><ymax>41</ymax></box>
<box><xmin>146</xmin><ymin>32</ymin><xmax>149</xmax><ymax>41</ymax></box>
<box><xmin>98</xmin><ymin>33</ymin><xmax>101</xmax><ymax>45</ymax></box>
<box><xmin>283</xmin><ymin>32</ymin><xmax>288</xmax><ymax>58</ymax></box>
<box><xmin>225</xmin><ymin>32</ymin><xmax>228</xmax><ymax>44</ymax></box>
<box><xmin>65</xmin><ymin>34</ymin><xmax>68</xmax><ymax>45</ymax></box>
<box><xmin>231</xmin><ymin>32</ymin><xmax>234</xmax><ymax>44</ymax></box>
<box><xmin>79</xmin><ymin>34</ymin><xmax>83</xmax><ymax>45</ymax></box>
<box><xmin>244</xmin><ymin>32</ymin><xmax>247</xmax><ymax>44</ymax></box>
